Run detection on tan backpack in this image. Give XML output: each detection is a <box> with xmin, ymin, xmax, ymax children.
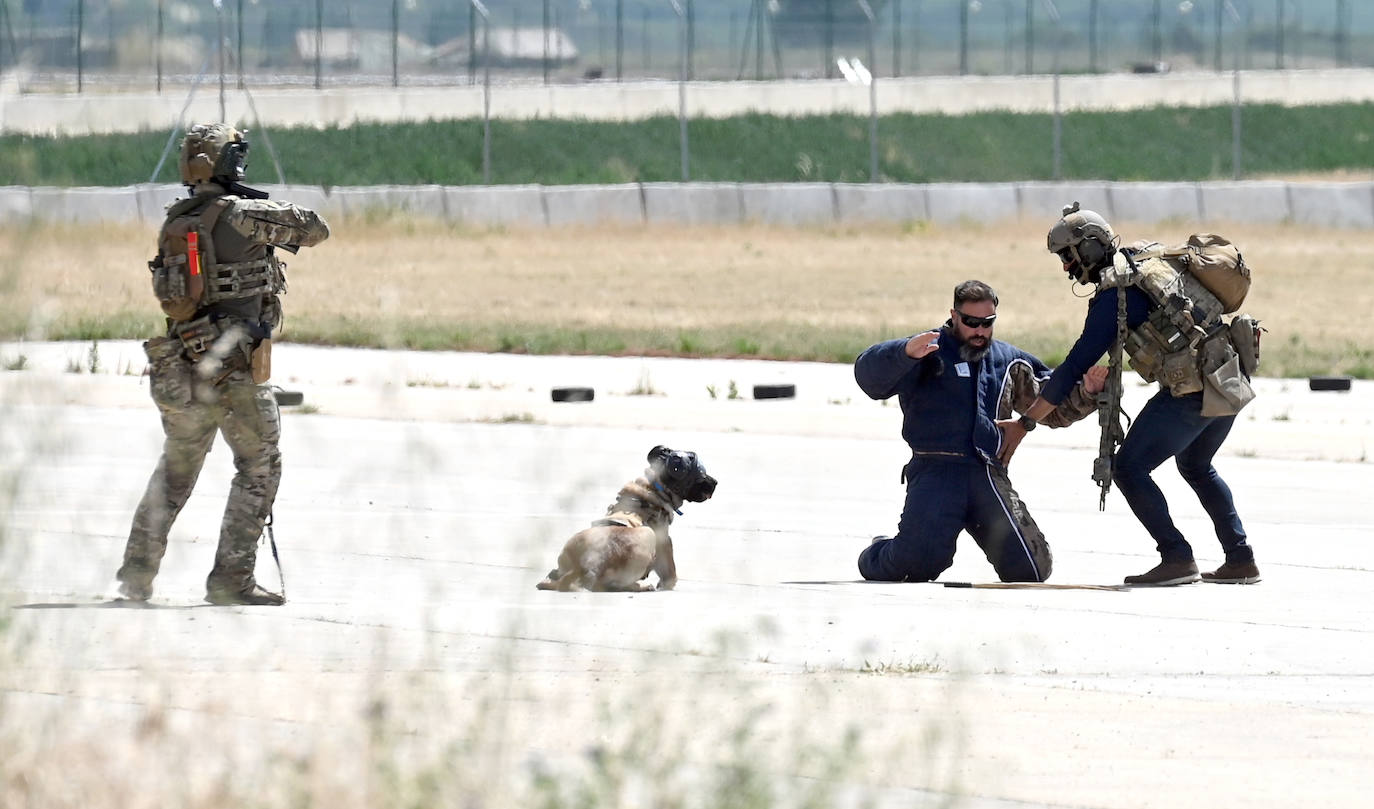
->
<box><xmin>1147</xmin><ymin>233</ymin><xmax>1251</xmax><ymax>314</ymax></box>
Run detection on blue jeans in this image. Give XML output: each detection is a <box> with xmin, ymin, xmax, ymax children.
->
<box><xmin>1114</xmin><ymin>389</ymin><xmax>1253</xmax><ymax>565</ymax></box>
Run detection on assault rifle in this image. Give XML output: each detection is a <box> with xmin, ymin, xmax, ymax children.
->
<box><xmin>1093</xmin><ymin>254</ymin><xmax>1134</xmax><ymax>510</ymax></box>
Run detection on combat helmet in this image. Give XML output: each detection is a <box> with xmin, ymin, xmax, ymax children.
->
<box><xmin>1047</xmin><ymin>201</ymin><xmax>1117</xmax><ymax>284</ymax></box>
<box><xmin>178</xmin><ymin>123</ymin><xmax>249</xmax><ymax>187</ymax></box>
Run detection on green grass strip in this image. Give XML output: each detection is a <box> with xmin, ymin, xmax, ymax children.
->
<box><xmin>2</xmin><ymin>103</ymin><xmax>1371</xmax><ymax>187</ymax></box>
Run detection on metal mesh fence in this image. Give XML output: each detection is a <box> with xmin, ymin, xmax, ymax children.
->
<box><xmin>1</xmin><ymin>0</ymin><xmax>1371</xmax><ymax>91</ymax></box>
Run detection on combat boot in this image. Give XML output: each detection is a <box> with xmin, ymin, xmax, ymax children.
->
<box><xmin>115</xmin><ymin>565</ymin><xmax>154</xmax><ymax>602</ymax></box>
<box><xmin>1123</xmin><ymin>560</ymin><xmax>1200</xmax><ymax>587</ymax></box>
<box><xmin>1202</xmin><ymin>560</ymin><xmax>1261</xmax><ymax>584</ymax></box>
<box><xmin>117</xmin><ymin>579</ymin><xmax>152</xmax><ymax>602</ymax></box>
<box><xmin>205</xmin><ymin>582</ymin><xmax>285</xmax><ymax>606</ymax></box>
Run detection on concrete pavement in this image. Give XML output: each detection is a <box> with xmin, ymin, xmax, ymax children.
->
<box><xmin>2</xmin><ymin>340</ymin><xmax>1372</xmax><ymax>807</ymax></box>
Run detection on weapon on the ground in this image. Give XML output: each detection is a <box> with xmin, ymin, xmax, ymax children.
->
<box><xmin>1093</xmin><ymin>255</ymin><xmax>1133</xmax><ymax>511</ymax></box>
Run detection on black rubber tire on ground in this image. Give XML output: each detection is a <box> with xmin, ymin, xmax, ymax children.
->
<box><xmin>272</xmin><ymin>390</ymin><xmax>305</xmax><ymax>406</ymax></box>
<box><xmin>551</xmin><ymin>386</ymin><xmax>595</xmax><ymax>402</ymax></box>
<box><xmin>752</xmin><ymin>384</ymin><xmax>796</xmax><ymax>400</ymax></box>
<box><xmin>1308</xmin><ymin>376</ymin><xmax>1353</xmax><ymax>392</ymax></box>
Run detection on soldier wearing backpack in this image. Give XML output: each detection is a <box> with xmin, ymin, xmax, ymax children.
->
<box><xmin>115</xmin><ymin>123</ymin><xmax>330</xmax><ymax>606</ymax></box>
<box><xmin>1016</xmin><ymin>203</ymin><xmax>1261</xmax><ymax>587</ymax></box>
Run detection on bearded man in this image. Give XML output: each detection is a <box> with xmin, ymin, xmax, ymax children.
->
<box><xmin>854</xmin><ymin>280</ymin><xmax>1104</xmax><ymax>583</ymax></box>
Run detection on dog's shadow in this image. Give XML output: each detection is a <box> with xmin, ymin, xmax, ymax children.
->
<box><xmin>11</xmin><ymin>599</ymin><xmax>214</xmax><ymax>611</ymax></box>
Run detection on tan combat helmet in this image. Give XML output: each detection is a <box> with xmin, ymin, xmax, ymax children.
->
<box><xmin>178</xmin><ymin>123</ymin><xmax>249</xmax><ymax>187</ymax></box>
<box><xmin>1047</xmin><ymin>201</ymin><xmax>1117</xmax><ymax>284</ymax></box>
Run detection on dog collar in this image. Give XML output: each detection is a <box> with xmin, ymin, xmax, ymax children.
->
<box><xmin>651</xmin><ymin>481</ymin><xmax>684</xmax><ymax>515</ymax></box>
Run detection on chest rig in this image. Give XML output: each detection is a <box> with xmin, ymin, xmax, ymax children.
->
<box><xmin>1100</xmin><ymin>248</ymin><xmax>1228</xmax><ymax>397</ymax></box>
<box><xmin>1099</xmin><ymin>243</ymin><xmax>1258</xmax><ymax>417</ymax></box>
<box><xmin>150</xmin><ymin>195</ymin><xmax>283</xmax><ymax>323</ymax></box>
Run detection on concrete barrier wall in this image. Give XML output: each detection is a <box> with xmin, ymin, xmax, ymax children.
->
<box><xmin>2</xmin><ymin>181</ymin><xmax>1371</xmax><ymax>230</ymax></box>
<box><xmin>4</xmin><ymin>69</ymin><xmax>1374</xmax><ymax>136</ymax></box>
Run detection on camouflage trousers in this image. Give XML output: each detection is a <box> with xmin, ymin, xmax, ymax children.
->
<box><xmin>118</xmin><ymin>338</ymin><xmax>281</xmax><ymax>596</ymax></box>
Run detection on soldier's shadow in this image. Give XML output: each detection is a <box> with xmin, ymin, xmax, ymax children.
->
<box><xmin>12</xmin><ymin>600</ymin><xmax>215</xmax><ymax>610</ymax></box>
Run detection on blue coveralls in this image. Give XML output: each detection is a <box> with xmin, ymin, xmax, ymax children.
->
<box><xmin>1040</xmin><ymin>285</ymin><xmax>1254</xmax><ymax>566</ymax></box>
<box><xmin>855</xmin><ymin>329</ymin><xmax>1054</xmax><ymax>583</ymax></box>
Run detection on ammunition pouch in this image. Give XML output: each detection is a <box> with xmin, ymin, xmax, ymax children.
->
<box><xmin>1229</xmin><ymin>314</ymin><xmax>1262</xmax><ymax>377</ymax></box>
<box><xmin>201</xmin><ymin>257</ymin><xmax>278</xmax><ymax>305</ymax></box>
<box><xmin>174</xmin><ymin>315</ymin><xmax>259</xmax><ymax>382</ymax></box>
<box><xmin>1199</xmin><ymin>330</ymin><xmax>1256</xmax><ymax>417</ymax></box>
<box><xmin>150</xmin><ymin>254</ymin><xmax>200</xmax><ymax>322</ymax></box>
<box><xmin>1160</xmin><ymin>351</ymin><xmax>1204</xmax><ymax>396</ymax></box>
<box><xmin>1124</xmin><ymin>307</ymin><xmax>1205</xmax><ymax>397</ymax></box>
<box><xmin>175</xmin><ymin>315</ymin><xmax>223</xmax><ymax>358</ymax></box>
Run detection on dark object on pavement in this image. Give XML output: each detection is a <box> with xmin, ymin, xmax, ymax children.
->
<box><xmin>552</xmin><ymin>386</ymin><xmax>595</xmax><ymax>402</ymax></box>
<box><xmin>753</xmin><ymin>384</ymin><xmax>796</xmax><ymax>400</ymax></box>
<box><xmin>1308</xmin><ymin>376</ymin><xmax>1353</xmax><ymax>392</ymax></box>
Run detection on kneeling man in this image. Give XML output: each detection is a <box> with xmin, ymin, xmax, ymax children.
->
<box><xmin>856</xmin><ymin>280</ymin><xmax>1103</xmax><ymax>583</ymax></box>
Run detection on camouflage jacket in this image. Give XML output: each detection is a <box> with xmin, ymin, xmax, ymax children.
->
<box><xmin>997</xmin><ymin>359</ymin><xmax>1098</xmax><ymax>429</ymax></box>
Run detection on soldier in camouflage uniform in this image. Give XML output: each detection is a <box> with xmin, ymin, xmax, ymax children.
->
<box><xmin>1022</xmin><ymin>206</ymin><xmax>1260</xmax><ymax>587</ymax></box>
<box><xmin>116</xmin><ymin>123</ymin><xmax>330</xmax><ymax>606</ymax></box>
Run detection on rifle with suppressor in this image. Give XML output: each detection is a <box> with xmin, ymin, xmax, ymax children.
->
<box><xmin>1093</xmin><ymin>255</ymin><xmax>1134</xmax><ymax>510</ymax></box>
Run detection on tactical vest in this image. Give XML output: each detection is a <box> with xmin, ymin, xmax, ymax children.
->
<box><xmin>1100</xmin><ymin>240</ymin><xmax>1259</xmax><ymax>416</ymax></box>
<box><xmin>149</xmin><ymin>195</ymin><xmax>282</xmax><ymax>322</ymax></box>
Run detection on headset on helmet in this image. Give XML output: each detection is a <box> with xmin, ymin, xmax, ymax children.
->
<box><xmin>178</xmin><ymin>123</ymin><xmax>249</xmax><ymax>187</ymax></box>
<box><xmin>1047</xmin><ymin>201</ymin><xmax>1117</xmax><ymax>284</ymax></box>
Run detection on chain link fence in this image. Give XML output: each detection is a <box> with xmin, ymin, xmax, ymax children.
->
<box><xmin>0</xmin><ymin>0</ymin><xmax>1370</xmax><ymax>92</ymax></box>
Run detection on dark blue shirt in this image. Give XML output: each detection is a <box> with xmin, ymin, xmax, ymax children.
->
<box><xmin>1041</xmin><ymin>286</ymin><xmax>1152</xmax><ymax>405</ymax></box>
<box><xmin>855</xmin><ymin>326</ymin><xmax>1053</xmax><ymax>463</ymax></box>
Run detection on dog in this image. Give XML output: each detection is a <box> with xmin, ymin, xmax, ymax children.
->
<box><xmin>537</xmin><ymin>445</ymin><xmax>717</xmax><ymax>592</ymax></box>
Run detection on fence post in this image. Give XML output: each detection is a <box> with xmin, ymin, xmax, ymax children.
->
<box><xmin>668</xmin><ymin>0</ymin><xmax>689</xmax><ymax>180</ymax></box>
<box><xmin>76</xmin><ymin>0</ymin><xmax>84</xmax><ymax>93</ymax></box>
<box><xmin>1335</xmin><ymin>0</ymin><xmax>1348</xmax><ymax>66</ymax></box>
<box><xmin>156</xmin><ymin>0</ymin><xmax>163</xmax><ymax>93</ymax></box>
<box><xmin>959</xmin><ymin>0</ymin><xmax>968</xmax><ymax>75</ymax></box>
<box><xmin>483</xmin><ymin>5</ymin><xmax>492</xmax><ymax>183</ymax></box>
<box><xmin>686</xmin><ymin>0</ymin><xmax>695</xmax><ymax>79</ymax></box>
<box><xmin>1224</xmin><ymin>1</ymin><xmax>1242</xmax><ymax>179</ymax></box>
<box><xmin>825</xmin><ymin>0</ymin><xmax>834</xmax><ymax>77</ymax></box>
<box><xmin>314</xmin><ymin>0</ymin><xmax>322</xmax><ymax>89</ymax></box>
<box><xmin>237</xmin><ymin>0</ymin><xmax>244</xmax><ymax>89</ymax></box>
<box><xmin>1024</xmin><ymin>0</ymin><xmax>1032</xmax><ymax>74</ymax></box>
<box><xmin>891</xmin><ymin>0</ymin><xmax>900</xmax><ymax>77</ymax></box>
<box><xmin>1089</xmin><ymin>0</ymin><xmax>1099</xmax><ymax>72</ymax></box>
<box><xmin>217</xmin><ymin>0</ymin><xmax>227</xmax><ymax>121</ymax></box>
<box><xmin>1151</xmin><ymin>0</ymin><xmax>1162</xmax><ymax>64</ymax></box>
<box><xmin>858</xmin><ymin>0</ymin><xmax>878</xmax><ymax>182</ymax></box>
<box><xmin>1041</xmin><ymin>0</ymin><xmax>1061</xmax><ymax>179</ymax></box>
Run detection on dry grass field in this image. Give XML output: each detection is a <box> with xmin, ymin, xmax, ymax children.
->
<box><xmin>2</xmin><ymin>217</ymin><xmax>1371</xmax><ymax>376</ymax></box>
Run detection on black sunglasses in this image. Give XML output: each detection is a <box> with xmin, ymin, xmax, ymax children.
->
<box><xmin>955</xmin><ymin>311</ymin><xmax>997</xmax><ymax>329</ymax></box>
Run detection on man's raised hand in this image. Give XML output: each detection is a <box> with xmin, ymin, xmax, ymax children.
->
<box><xmin>905</xmin><ymin>330</ymin><xmax>941</xmax><ymax>360</ymax></box>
